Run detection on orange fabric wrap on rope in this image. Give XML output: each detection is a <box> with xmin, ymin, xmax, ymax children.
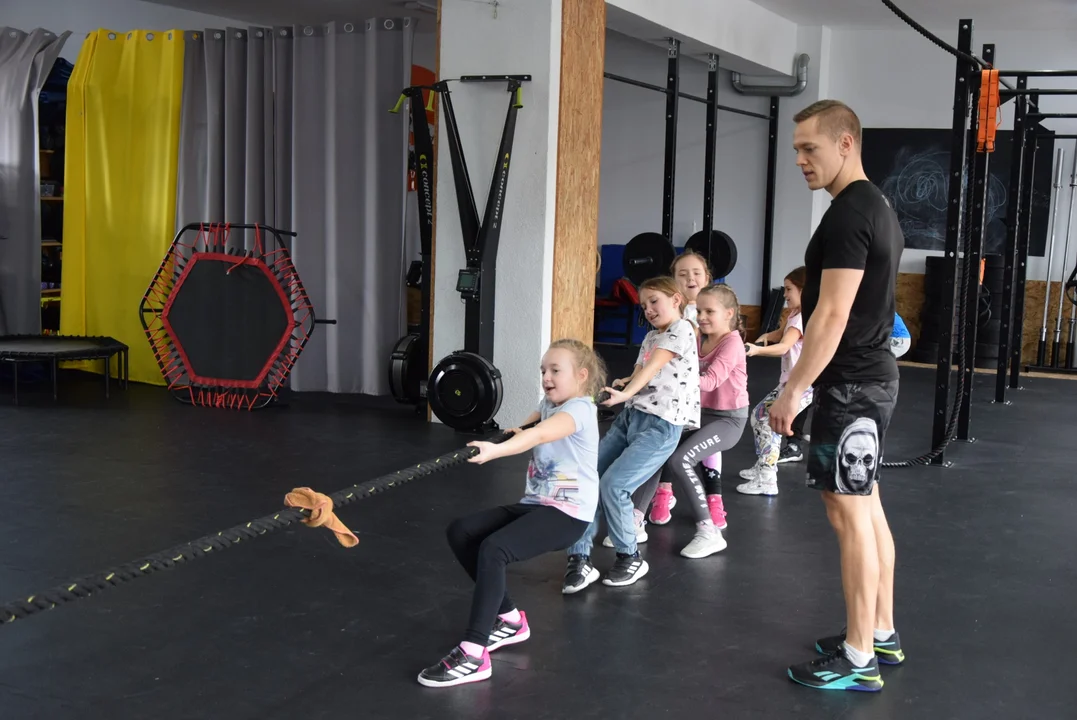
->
<box><xmin>977</xmin><ymin>69</ymin><xmax>1001</xmax><ymax>152</ymax></box>
<box><xmin>284</xmin><ymin>488</ymin><xmax>359</xmax><ymax>548</ymax></box>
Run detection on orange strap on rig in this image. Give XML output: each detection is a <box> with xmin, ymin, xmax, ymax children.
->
<box><xmin>977</xmin><ymin>69</ymin><xmax>1001</xmax><ymax>152</ymax></box>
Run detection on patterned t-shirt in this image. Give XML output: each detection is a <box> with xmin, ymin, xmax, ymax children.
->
<box><xmin>519</xmin><ymin>396</ymin><xmax>600</xmax><ymax>522</ymax></box>
<box><xmin>780</xmin><ymin>309</ymin><xmax>805</xmax><ymax>385</ymax></box>
<box><xmin>626</xmin><ymin>318</ymin><xmax>701</xmax><ymax>429</ymax></box>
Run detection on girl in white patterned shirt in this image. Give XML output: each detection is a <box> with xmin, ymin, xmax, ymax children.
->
<box><xmin>562</xmin><ymin>276</ymin><xmax>700</xmax><ymax>593</ymax></box>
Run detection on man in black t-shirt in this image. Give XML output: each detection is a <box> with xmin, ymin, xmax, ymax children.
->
<box><xmin>768</xmin><ymin>100</ymin><xmax>904</xmax><ymax>693</ymax></box>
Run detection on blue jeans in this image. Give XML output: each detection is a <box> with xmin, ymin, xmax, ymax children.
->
<box><xmin>568</xmin><ymin>406</ymin><xmax>682</xmax><ymax>557</ymax></box>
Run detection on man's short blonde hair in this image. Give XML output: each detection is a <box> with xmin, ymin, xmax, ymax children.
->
<box><xmin>794</xmin><ymin>100</ymin><xmax>862</xmax><ymax>148</ymax></box>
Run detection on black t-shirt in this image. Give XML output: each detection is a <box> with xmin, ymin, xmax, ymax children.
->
<box><xmin>801</xmin><ymin>180</ymin><xmax>904</xmax><ymax>386</ymax></box>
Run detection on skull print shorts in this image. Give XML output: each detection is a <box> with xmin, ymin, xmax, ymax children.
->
<box><xmin>805</xmin><ymin>380</ymin><xmax>899</xmax><ymax>496</ymax></box>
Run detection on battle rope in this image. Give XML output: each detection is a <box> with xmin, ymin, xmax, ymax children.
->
<box><xmin>0</xmin><ymin>426</ymin><xmax>530</xmax><ymax>627</ymax></box>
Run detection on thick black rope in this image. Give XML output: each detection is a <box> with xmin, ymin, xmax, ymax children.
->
<box><xmin>0</xmin><ymin>427</ymin><xmax>526</xmax><ymax>626</ymax></box>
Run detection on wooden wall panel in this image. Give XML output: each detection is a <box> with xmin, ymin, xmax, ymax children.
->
<box><xmin>550</xmin><ymin>0</ymin><xmax>606</xmax><ymax>344</ymax></box>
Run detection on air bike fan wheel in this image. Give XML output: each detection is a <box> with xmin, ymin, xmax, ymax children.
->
<box><xmin>409</xmin><ymin>73</ymin><xmax>529</xmax><ymax>433</ymax></box>
<box><xmin>428</xmin><ymin>351</ymin><xmax>503</xmax><ymax>432</ymax></box>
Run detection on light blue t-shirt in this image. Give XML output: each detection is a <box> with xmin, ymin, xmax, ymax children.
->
<box><xmin>892</xmin><ymin>312</ymin><xmax>910</xmax><ymax>340</ymax></box>
<box><xmin>519</xmin><ymin>396</ymin><xmax>600</xmax><ymax>522</ymax></box>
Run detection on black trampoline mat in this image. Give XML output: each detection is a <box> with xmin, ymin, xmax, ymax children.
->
<box><xmin>0</xmin><ymin>335</ymin><xmax>127</xmax><ymax>359</ymax></box>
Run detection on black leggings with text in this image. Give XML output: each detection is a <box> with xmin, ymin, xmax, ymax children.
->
<box><xmin>634</xmin><ymin>412</ymin><xmax>748</xmax><ymax>523</ymax></box>
<box><xmin>446</xmin><ymin>503</ymin><xmax>587</xmax><ymax>645</ymax></box>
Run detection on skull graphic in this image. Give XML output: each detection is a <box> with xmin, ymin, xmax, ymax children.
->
<box><xmin>834</xmin><ymin>417</ymin><xmax>879</xmax><ymax>493</ymax></box>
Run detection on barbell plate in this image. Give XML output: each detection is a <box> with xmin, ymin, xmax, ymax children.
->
<box><xmin>685</xmin><ymin>229</ymin><xmax>738</xmax><ymax>279</ymax></box>
<box><xmin>623</xmin><ymin>231</ymin><xmax>676</xmax><ymax>286</ymax></box>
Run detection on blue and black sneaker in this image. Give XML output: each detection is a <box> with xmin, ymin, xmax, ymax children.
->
<box><xmin>788</xmin><ymin>650</ymin><xmax>884</xmax><ymax>692</ymax></box>
<box><xmin>816</xmin><ymin>629</ymin><xmax>905</xmax><ymax>665</ymax></box>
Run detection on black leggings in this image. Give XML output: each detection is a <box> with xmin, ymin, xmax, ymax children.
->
<box><xmin>446</xmin><ymin>503</ymin><xmax>587</xmax><ymax>645</ymax></box>
<box><xmin>634</xmin><ymin>412</ymin><xmax>748</xmax><ymax>523</ymax></box>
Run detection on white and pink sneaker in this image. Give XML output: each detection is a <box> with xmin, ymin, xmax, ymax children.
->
<box><xmin>648</xmin><ymin>482</ymin><xmax>677</xmax><ymax>525</ymax></box>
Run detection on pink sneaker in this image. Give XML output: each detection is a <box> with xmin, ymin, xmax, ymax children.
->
<box><xmin>707</xmin><ymin>494</ymin><xmax>728</xmax><ymax>530</ymax></box>
<box><xmin>649</xmin><ymin>483</ymin><xmax>676</xmax><ymax>525</ymax></box>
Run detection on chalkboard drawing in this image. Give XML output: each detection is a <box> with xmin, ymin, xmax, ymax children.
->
<box><xmin>862</xmin><ymin>128</ymin><xmax>1053</xmax><ymax>257</ymax></box>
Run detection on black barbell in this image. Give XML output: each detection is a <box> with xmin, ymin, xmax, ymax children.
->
<box><xmin>622</xmin><ymin>229</ymin><xmax>738</xmax><ymax>286</ymax></box>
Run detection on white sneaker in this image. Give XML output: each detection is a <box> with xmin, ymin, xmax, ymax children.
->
<box><xmin>602</xmin><ymin>509</ymin><xmax>648</xmax><ymax>548</ymax></box>
<box><xmin>679</xmin><ymin>523</ymin><xmax>727</xmax><ymax>559</ymax></box>
<box><xmin>738</xmin><ymin>463</ymin><xmax>762</xmax><ymax>480</ymax></box>
<box><xmin>736</xmin><ymin>468</ymin><xmax>779</xmax><ymax>496</ymax></box>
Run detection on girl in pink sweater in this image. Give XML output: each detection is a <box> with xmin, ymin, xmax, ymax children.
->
<box><xmin>633</xmin><ymin>284</ymin><xmax>749</xmax><ymax>559</ymax></box>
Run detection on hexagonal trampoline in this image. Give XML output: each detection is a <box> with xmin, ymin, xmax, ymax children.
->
<box><xmin>139</xmin><ymin>223</ymin><xmax>317</xmax><ymax>410</ymax></box>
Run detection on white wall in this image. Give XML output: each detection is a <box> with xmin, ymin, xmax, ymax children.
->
<box><xmin>599</xmin><ymin>30</ymin><xmax>772</xmax><ymax>305</ymax></box>
<box><xmin>4</xmin><ymin>0</ymin><xmax>250</xmax><ymax>61</ymax></box>
<box><xmin>607</xmin><ymin>0</ymin><xmax>798</xmax><ymax>75</ymax></box>
<box><xmin>824</xmin><ymin>24</ymin><xmax>1077</xmax><ymax>282</ymax></box>
<box><xmin>433</xmin><ymin>0</ymin><xmax>560</xmax><ymax>427</ymax></box>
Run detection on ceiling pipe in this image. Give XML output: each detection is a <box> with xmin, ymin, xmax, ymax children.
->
<box><xmin>731</xmin><ymin>53</ymin><xmax>811</xmax><ymax>96</ymax></box>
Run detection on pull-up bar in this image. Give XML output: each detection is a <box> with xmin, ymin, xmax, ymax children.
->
<box><xmin>603</xmin><ymin>71</ymin><xmax>773</xmax><ymax>121</ymax></box>
<box><xmin>993</xmin><ymin>69</ymin><xmax>1077</xmax><ymax>77</ymax></box>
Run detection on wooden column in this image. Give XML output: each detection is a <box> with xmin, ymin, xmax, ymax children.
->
<box><xmin>550</xmin><ymin>0</ymin><xmax>606</xmax><ymax>344</ymax></box>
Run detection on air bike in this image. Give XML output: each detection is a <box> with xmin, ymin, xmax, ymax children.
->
<box><xmin>388</xmin><ymin>74</ymin><xmax>530</xmax><ymax>433</ymax></box>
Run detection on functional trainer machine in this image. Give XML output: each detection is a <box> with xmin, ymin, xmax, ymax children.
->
<box><xmin>388</xmin><ymin>74</ymin><xmax>530</xmax><ymax>433</ymax></box>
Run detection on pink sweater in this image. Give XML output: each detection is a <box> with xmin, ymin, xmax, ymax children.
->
<box><xmin>699</xmin><ymin>331</ymin><xmax>749</xmax><ymax>411</ymax></box>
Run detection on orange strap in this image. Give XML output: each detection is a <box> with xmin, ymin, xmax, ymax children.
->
<box><xmin>977</xmin><ymin>69</ymin><xmax>1001</xmax><ymax>152</ymax></box>
<box><xmin>284</xmin><ymin>488</ymin><xmax>359</xmax><ymax>548</ymax></box>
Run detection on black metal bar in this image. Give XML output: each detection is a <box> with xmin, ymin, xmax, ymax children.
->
<box><xmin>467</xmin><ymin>79</ymin><xmax>524</xmax><ymax>362</ymax></box>
<box><xmin>957</xmin><ymin>43</ymin><xmax>995</xmax><ymax>439</ymax></box>
<box><xmin>931</xmin><ymin>19</ymin><xmax>975</xmax><ymax>466</ymax></box>
<box><xmin>702</xmin><ymin>54</ymin><xmax>718</xmax><ymax>245</ymax></box>
<box><xmin>1011</xmin><ymin>113</ymin><xmax>1040</xmax><ymax>389</ymax></box>
<box><xmin>661</xmin><ymin>39</ymin><xmax>680</xmax><ymax>241</ymax></box>
<box><xmin>1037</xmin><ymin>134</ymin><xmax>1077</xmax><ymax>140</ymax></box>
<box><xmin>994</xmin><ymin>70</ymin><xmax>1077</xmax><ymax>77</ymax></box>
<box><xmin>602</xmin><ymin>71</ymin><xmax>773</xmax><ymax>120</ymax></box>
<box><xmin>435</xmin><ymin>84</ymin><xmax>481</xmax><ymax>251</ymax></box>
<box><xmin>996</xmin><ymin>76</ymin><xmax>1028</xmax><ymax>403</ymax></box>
<box><xmin>459</xmin><ymin>74</ymin><xmax>532</xmax><ymax>82</ymax></box>
<box><xmin>761</xmin><ymin>96</ymin><xmax>779</xmax><ymax>316</ymax></box>
<box><xmin>1029</xmin><ymin>113</ymin><xmax>1077</xmax><ymax>119</ymax></box>
<box><xmin>1003</xmin><ymin>89</ymin><xmax>1077</xmax><ymax>96</ymax></box>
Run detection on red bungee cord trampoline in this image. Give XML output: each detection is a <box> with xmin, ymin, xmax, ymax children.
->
<box><xmin>139</xmin><ymin>222</ymin><xmax>330</xmax><ymax>410</ymax></box>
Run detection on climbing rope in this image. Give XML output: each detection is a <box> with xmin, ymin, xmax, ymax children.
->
<box><xmin>0</xmin><ymin>427</ymin><xmax>525</xmax><ymax>626</ymax></box>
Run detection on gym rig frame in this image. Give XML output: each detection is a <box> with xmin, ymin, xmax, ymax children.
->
<box><xmin>603</xmin><ymin>39</ymin><xmax>780</xmax><ymax>309</ymax></box>
<box><xmin>929</xmin><ymin>18</ymin><xmax>1077</xmax><ymax>465</ymax></box>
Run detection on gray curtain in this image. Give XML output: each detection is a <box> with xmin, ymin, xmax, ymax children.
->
<box><xmin>174</xmin><ymin>19</ymin><xmax>413</xmax><ymax>395</ymax></box>
<box><xmin>0</xmin><ymin>27</ymin><xmax>70</xmax><ymax>335</ymax></box>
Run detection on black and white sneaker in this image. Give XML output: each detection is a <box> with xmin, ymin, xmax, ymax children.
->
<box><xmin>562</xmin><ymin>554</ymin><xmax>600</xmax><ymax>594</ymax></box>
<box><xmin>601</xmin><ymin>552</ymin><xmax>649</xmax><ymax>587</ymax></box>
<box><xmin>417</xmin><ymin>645</ymin><xmax>492</xmax><ymax>688</ymax></box>
<box><xmin>486</xmin><ymin>612</ymin><xmax>531</xmax><ymax>651</ymax></box>
<box><xmin>778</xmin><ymin>442</ymin><xmax>804</xmax><ymax>464</ymax></box>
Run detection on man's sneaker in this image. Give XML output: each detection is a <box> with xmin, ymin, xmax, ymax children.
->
<box><xmin>562</xmin><ymin>554</ymin><xmax>600</xmax><ymax>594</ymax></box>
<box><xmin>778</xmin><ymin>442</ymin><xmax>804</xmax><ymax>464</ymax></box>
<box><xmin>648</xmin><ymin>483</ymin><xmax>677</xmax><ymax>525</ymax></box>
<box><xmin>679</xmin><ymin>522</ymin><xmax>727</xmax><ymax>559</ymax></box>
<box><xmin>707</xmin><ymin>494</ymin><xmax>728</xmax><ymax>530</ymax></box>
<box><xmin>787</xmin><ymin>650</ymin><xmax>883</xmax><ymax>692</ymax></box>
<box><xmin>601</xmin><ymin>552</ymin><xmax>649</xmax><ymax>587</ymax></box>
<box><xmin>736</xmin><ymin>468</ymin><xmax>778</xmax><ymax>496</ymax></box>
<box><xmin>486</xmin><ymin>612</ymin><xmax>530</xmax><ymax>651</ymax></box>
<box><xmin>816</xmin><ymin>629</ymin><xmax>905</xmax><ymax>665</ymax></box>
<box><xmin>602</xmin><ymin>508</ymin><xmax>649</xmax><ymax>547</ymax></box>
<box><xmin>417</xmin><ymin>645</ymin><xmax>492</xmax><ymax>688</ymax></box>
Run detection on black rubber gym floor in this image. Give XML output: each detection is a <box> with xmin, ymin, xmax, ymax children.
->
<box><xmin>0</xmin><ymin>357</ymin><xmax>1072</xmax><ymax>719</ymax></box>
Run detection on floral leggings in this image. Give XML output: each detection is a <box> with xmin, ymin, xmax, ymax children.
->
<box><xmin>752</xmin><ymin>384</ymin><xmax>815</xmax><ymax>468</ymax></box>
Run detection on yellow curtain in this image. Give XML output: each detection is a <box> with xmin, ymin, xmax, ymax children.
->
<box><xmin>61</xmin><ymin>29</ymin><xmax>184</xmax><ymax>385</ymax></box>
